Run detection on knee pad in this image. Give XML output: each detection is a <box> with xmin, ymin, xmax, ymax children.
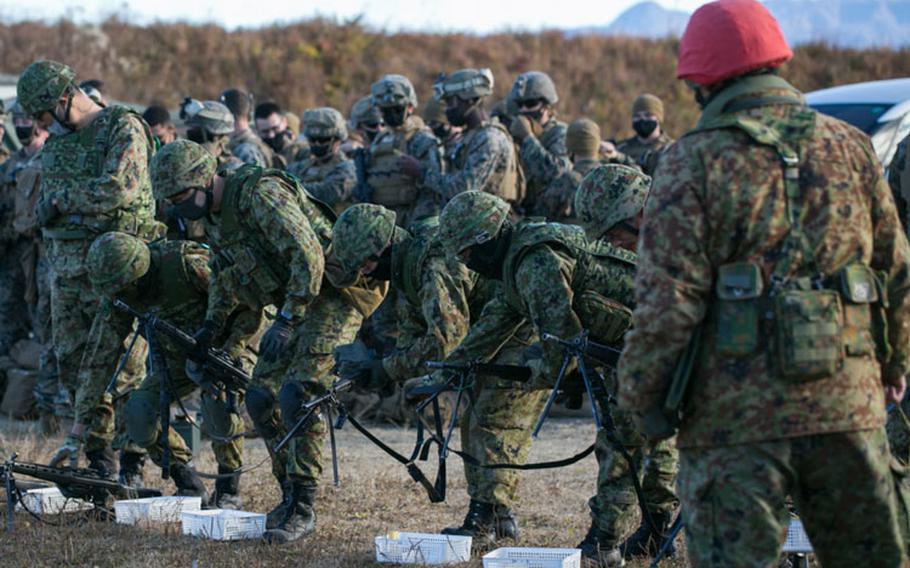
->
<box><xmin>123</xmin><ymin>391</ymin><xmax>159</xmax><ymax>448</ymax></box>
<box><xmin>278</xmin><ymin>382</ymin><xmax>310</xmax><ymax>432</ymax></box>
<box><xmin>245</xmin><ymin>385</ymin><xmax>276</xmax><ymax>426</ymax></box>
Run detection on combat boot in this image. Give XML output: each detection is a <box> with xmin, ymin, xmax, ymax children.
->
<box><xmin>619</xmin><ymin>511</ymin><xmax>675</xmax><ymax>559</ymax></box>
<box><xmin>441</xmin><ymin>499</ymin><xmax>498</xmax><ymax>545</ymax></box>
<box><xmin>578</xmin><ymin>522</ymin><xmax>624</xmax><ymax>568</ymax></box>
<box><xmin>169</xmin><ymin>462</ymin><xmax>210</xmax><ymax>508</ymax></box>
<box><xmin>263</xmin><ymin>482</ymin><xmax>316</xmax><ymax>544</ymax></box>
<box><xmin>493</xmin><ymin>505</ymin><xmax>519</xmax><ymax>540</ymax></box>
<box><xmin>212</xmin><ymin>466</ymin><xmax>242</xmax><ymax>510</ymax></box>
<box><xmin>85</xmin><ymin>447</ymin><xmax>118</xmax><ymax>480</ymax></box>
<box><xmin>118</xmin><ymin>451</ymin><xmax>146</xmax><ymax>488</ymax></box>
<box><xmin>266</xmin><ymin>479</ymin><xmax>294</xmax><ymax>529</ymax></box>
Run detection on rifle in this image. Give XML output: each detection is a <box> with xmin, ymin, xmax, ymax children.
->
<box><xmin>423</xmin><ymin>360</ymin><xmax>531</xmax><ymax>384</ymax></box>
<box><xmin>274</xmin><ymin>379</ymin><xmax>355</xmax><ymax>487</ymax></box>
<box><xmin>3</xmin><ymin>454</ymin><xmax>162</xmax><ymax>529</ymax></box>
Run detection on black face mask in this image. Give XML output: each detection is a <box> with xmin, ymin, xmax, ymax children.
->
<box><xmin>368</xmin><ymin>246</ymin><xmax>393</xmax><ymax>281</ymax></box>
<box><xmin>381</xmin><ymin>106</ymin><xmax>408</xmax><ymax>129</ymax></box>
<box><xmin>263</xmin><ymin>129</ymin><xmax>293</xmax><ymax>152</ymax></box>
<box><xmin>693</xmin><ymin>86</ymin><xmax>710</xmax><ymax>109</ymax></box>
<box><xmin>464</xmin><ymin>221</ymin><xmax>512</xmax><ymax>280</ymax></box>
<box><xmin>15</xmin><ymin>126</ymin><xmax>34</xmax><ymax>145</ymax></box>
<box><xmin>520</xmin><ymin>109</ymin><xmax>544</xmax><ymax>123</ymax></box>
<box><xmin>172</xmin><ymin>187</ymin><xmax>213</xmax><ymax>221</ymax></box>
<box><xmin>632</xmin><ymin>118</ymin><xmax>658</xmax><ymax>139</ymax></box>
<box><xmin>431</xmin><ymin>123</ymin><xmax>451</xmax><ymax>140</ymax></box>
<box><xmin>445</xmin><ymin>106</ymin><xmax>466</xmax><ymax>127</ymax></box>
<box><xmin>310</xmin><ymin>143</ymin><xmax>332</xmax><ymax>159</ymax></box>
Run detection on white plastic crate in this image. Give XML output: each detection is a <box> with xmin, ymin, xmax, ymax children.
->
<box><xmin>482</xmin><ymin>547</ymin><xmax>581</xmax><ymax>568</ymax></box>
<box><xmin>114</xmin><ymin>496</ymin><xmax>202</xmax><ymax>525</ymax></box>
<box><xmin>15</xmin><ymin>487</ymin><xmax>92</xmax><ymax>515</ymax></box>
<box><xmin>782</xmin><ymin>520</ymin><xmax>813</xmax><ymax>553</ymax></box>
<box><xmin>375</xmin><ymin>531</ymin><xmax>472</xmax><ymax>565</ymax></box>
<box><xmin>181</xmin><ymin>509</ymin><xmax>265</xmax><ymax>541</ymax></box>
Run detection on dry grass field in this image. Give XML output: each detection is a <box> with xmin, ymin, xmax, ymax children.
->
<box><xmin>0</xmin><ymin>415</ymin><xmax>690</xmax><ymax>567</ymax></box>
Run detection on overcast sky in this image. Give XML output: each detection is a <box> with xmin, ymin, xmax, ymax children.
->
<box><xmin>0</xmin><ymin>0</ymin><xmax>712</xmax><ymax>32</ymax></box>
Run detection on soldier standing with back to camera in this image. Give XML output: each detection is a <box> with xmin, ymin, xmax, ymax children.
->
<box><xmin>619</xmin><ymin>0</ymin><xmax>910</xmax><ymax>565</ymax></box>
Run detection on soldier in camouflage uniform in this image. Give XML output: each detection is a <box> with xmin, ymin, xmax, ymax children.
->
<box><xmin>221</xmin><ymin>88</ymin><xmax>277</xmax><ymax>168</ymax></box>
<box><xmin>399</xmin><ymin>69</ymin><xmax>521</xmax><ymax>208</ymax></box>
<box><xmin>572</xmin><ymin>165</ymin><xmax>680</xmax><ymax>564</ymax></box>
<box><xmin>341</xmin><ymin>96</ymin><xmax>384</xmax><ymax>157</ymax></box>
<box><xmin>507</xmin><ymin>72</ymin><xmax>570</xmax><ymax>216</ymax></box>
<box><xmin>17</xmin><ymin>60</ymin><xmax>158</xmax><ymax>477</ymax></box>
<box><xmin>422</xmin><ymin>93</ymin><xmax>462</xmax><ymax>170</ymax></box>
<box><xmin>255</xmin><ymin>101</ymin><xmax>309</xmax><ymax>169</ymax></box>
<box><xmin>84</xmin><ymin>232</ymin><xmax>265</xmax><ymax>507</ymax></box>
<box><xmin>611</xmin><ymin>94</ymin><xmax>674</xmax><ymax>177</ymax></box>
<box><xmin>0</xmin><ymin>101</ymin><xmax>12</xmax><ymax>163</ymax></box>
<box><xmin>151</xmin><ymin>140</ymin><xmax>373</xmax><ymax>544</ymax></box>
<box><xmin>288</xmin><ymin>107</ymin><xmax>356</xmax><ymax>214</ymax></box>
<box><xmin>331</xmin><ymin>203</ymin><xmax>536</xmax><ymax>545</ymax></box>
<box><xmin>356</xmin><ymin>74</ymin><xmax>442</xmax><ymax>228</ymax></box>
<box><xmin>618</xmin><ymin>2</ymin><xmax>910</xmax><ymax>566</ymax></box>
<box><xmin>538</xmin><ymin>118</ymin><xmax>604</xmax><ymax>223</ymax></box>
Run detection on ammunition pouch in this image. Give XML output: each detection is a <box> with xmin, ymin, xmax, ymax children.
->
<box><xmin>367</xmin><ymin>132</ymin><xmax>420</xmax><ymax>207</ymax></box>
<box><xmin>573</xmin><ymin>290</ymin><xmax>632</xmax><ymax>346</ymax></box>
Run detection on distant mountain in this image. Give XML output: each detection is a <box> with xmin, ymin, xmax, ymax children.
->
<box><xmin>576</xmin><ymin>0</ymin><xmax>910</xmax><ymax>48</ymax></box>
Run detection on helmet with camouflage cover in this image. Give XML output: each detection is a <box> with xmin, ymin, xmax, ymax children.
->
<box><xmin>574</xmin><ymin>164</ymin><xmax>651</xmax><ymax>239</ymax></box>
<box><xmin>183</xmin><ymin>99</ymin><xmax>235</xmax><ymax>136</ymax></box>
<box><xmin>17</xmin><ymin>60</ymin><xmax>77</xmax><ymax>115</ymax></box>
<box><xmin>349</xmin><ymin>96</ymin><xmax>381</xmax><ymax>130</ymax></box>
<box><xmin>303</xmin><ymin>107</ymin><xmax>348</xmax><ymax>141</ymax></box>
<box><xmin>150</xmin><ymin>139</ymin><xmax>217</xmax><ymax>201</ymax></box>
<box><xmin>434</xmin><ymin>68</ymin><xmax>494</xmax><ymax>102</ymax></box>
<box><xmin>438</xmin><ymin>191</ymin><xmax>511</xmax><ymax>257</ymax></box>
<box><xmin>422</xmin><ymin>94</ymin><xmax>447</xmax><ymax>124</ymax></box>
<box><xmin>332</xmin><ymin>204</ymin><xmax>397</xmax><ymax>274</ymax></box>
<box><xmin>86</xmin><ymin>232</ymin><xmax>151</xmax><ymax>292</ymax></box>
<box><xmin>510</xmin><ymin>71</ymin><xmax>559</xmax><ymax>106</ymax></box>
<box><xmin>371</xmin><ymin>74</ymin><xmax>418</xmax><ymax>109</ymax></box>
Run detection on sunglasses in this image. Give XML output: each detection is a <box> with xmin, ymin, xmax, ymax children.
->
<box><xmin>517</xmin><ymin>99</ymin><xmax>543</xmax><ymax>110</ymax></box>
<box><xmin>309</xmin><ymin>136</ymin><xmax>333</xmax><ymax>145</ymax></box>
<box><xmin>363</xmin><ymin>121</ymin><xmax>383</xmax><ymax>129</ymax></box>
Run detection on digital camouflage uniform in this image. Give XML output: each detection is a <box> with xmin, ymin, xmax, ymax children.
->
<box><xmin>18</xmin><ymin>62</ymin><xmax>158</xmax><ymax>457</ymax></box>
<box><xmin>0</xmin><ymin>147</ymin><xmax>35</xmax><ymax>356</ymax></box>
<box><xmin>539</xmin><ymin>158</ymin><xmax>600</xmax><ymax>224</ymax></box>
<box><xmin>614</xmin><ymin>133</ymin><xmax>674</xmax><ymax>178</ymax></box>
<box><xmin>229</xmin><ymin>126</ymin><xmax>274</xmax><ymax>168</ymax></box>
<box><xmin>887</xmin><ymin>133</ymin><xmax>910</xmax><ymax>464</ymax></box>
<box><xmin>83</xmin><ymin>235</ymin><xmax>263</xmax><ymax>480</ymax></box>
<box><xmin>618</xmin><ymin>73</ymin><xmax>910</xmax><ymax>567</ymax></box>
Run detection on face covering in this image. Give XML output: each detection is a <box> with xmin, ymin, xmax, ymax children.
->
<box><xmin>263</xmin><ymin>129</ymin><xmax>292</xmax><ymax>153</ymax></box>
<box><xmin>464</xmin><ymin>221</ymin><xmax>512</xmax><ymax>280</ymax></box>
<box><xmin>172</xmin><ymin>187</ymin><xmax>213</xmax><ymax>221</ymax></box>
<box><xmin>445</xmin><ymin>106</ymin><xmax>467</xmax><ymax>127</ymax></box>
<box><xmin>15</xmin><ymin>125</ymin><xmax>35</xmax><ymax>145</ymax></box>
<box><xmin>633</xmin><ymin>118</ymin><xmax>658</xmax><ymax>139</ymax></box>
<box><xmin>381</xmin><ymin>106</ymin><xmax>408</xmax><ymax>128</ymax></box>
<box><xmin>431</xmin><ymin>123</ymin><xmax>452</xmax><ymax>140</ymax></box>
<box><xmin>520</xmin><ymin>109</ymin><xmax>544</xmax><ymax>123</ymax></box>
<box><xmin>368</xmin><ymin>246</ymin><xmax>393</xmax><ymax>281</ymax></box>
<box><xmin>310</xmin><ymin>143</ymin><xmax>332</xmax><ymax>159</ymax></box>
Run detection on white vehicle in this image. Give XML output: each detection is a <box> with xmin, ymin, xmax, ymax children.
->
<box><xmin>806</xmin><ymin>78</ymin><xmax>910</xmax><ymax>167</ymax></box>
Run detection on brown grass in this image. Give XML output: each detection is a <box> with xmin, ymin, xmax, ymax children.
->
<box><xmin>1</xmin><ymin>18</ymin><xmax>909</xmax><ymax>139</ymax></box>
<box><xmin>0</xmin><ymin>416</ymin><xmax>687</xmax><ymax>567</ymax></box>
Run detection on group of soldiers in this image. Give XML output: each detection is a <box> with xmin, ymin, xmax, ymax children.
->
<box><xmin>2</xmin><ymin>0</ymin><xmax>910</xmax><ymax>565</ymax></box>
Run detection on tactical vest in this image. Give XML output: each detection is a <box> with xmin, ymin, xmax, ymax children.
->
<box><xmin>391</xmin><ymin>216</ymin><xmax>440</xmax><ymax>306</ymax></box>
<box><xmin>502</xmin><ymin>221</ymin><xmax>637</xmax><ymax>344</ymax></box>
<box><xmin>41</xmin><ymin>106</ymin><xmax>157</xmax><ymax>240</ymax></box>
<box><xmin>454</xmin><ymin>121</ymin><xmax>524</xmax><ymax>204</ymax></box>
<box><xmin>12</xmin><ymin>154</ymin><xmax>42</xmax><ymax>237</ymax></box>
<box><xmin>144</xmin><ymin>240</ymin><xmax>209</xmax><ymax>324</ymax></box>
<box><xmin>691</xmin><ymin>74</ymin><xmax>887</xmax><ymax>380</ymax></box>
<box><xmin>366</xmin><ymin>117</ymin><xmax>425</xmax><ymax>207</ymax></box>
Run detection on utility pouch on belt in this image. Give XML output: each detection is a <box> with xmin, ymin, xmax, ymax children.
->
<box><xmin>773</xmin><ymin>289</ymin><xmax>844</xmax><ymax>381</ymax></box>
<box><xmin>232</xmin><ymin>247</ymin><xmax>281</xmax><ymax>296</ymax></box>
<box><xmin>839</xmin><ymin>263</ymin><xmax>880</xmax><ymax>358</ymax></box>
<box><xmin>714</xmin><ymin>262</ymin><xmax>763</xmax><ymax>357</ymax></box>
<box><xmin>573</xmin><ymin>290</ymin><xmax>633</xmax><ymax>345</ymax></box>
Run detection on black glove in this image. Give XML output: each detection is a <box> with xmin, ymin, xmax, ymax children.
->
<box><xmin>261</xmin><ymin>315</ymin><xmax>295</xmax><ymax>363</ymax></box>
<box><xmin>338</xmin><ymin>356</ymin><xmax>389</xmax><ymax>392</ymax></box>
<box><xmin>192</xmin><ymin>319</ymin><xmax>218</xmax><ymax>358</ymax></box>
<box><xmin>36</xmin><ymin>198</ymin><xmax>60</xmax><ymax>227</ymax></box>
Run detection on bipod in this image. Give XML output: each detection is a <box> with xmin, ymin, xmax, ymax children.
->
<box><xmin>417</xmin><ymin>363</ymin><xmax>476</xmax><ymax>460</ymax></box>
<box><xmin>649</xmin><ymin>512</ymin><xmax>684</xmax><ymax>568</ymax></box>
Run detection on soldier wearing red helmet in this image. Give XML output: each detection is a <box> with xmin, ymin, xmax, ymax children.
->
<box><xmin>618</xmin><ymin>0</ymin><xmax>910</xmax><ymax>565</ymax></box>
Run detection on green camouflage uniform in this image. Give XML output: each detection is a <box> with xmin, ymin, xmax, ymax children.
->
<box><xmin>887</xmin><ymin>134</ymin><xmax>910</xmax><ymax>464</ymax></box>
<box><xmin>0</xmin><ymin>148</ymin><xmax>35</xmax><ymax>355</ymax></box>
<box><xmin>288</xmin><ymin>152</ymin><xmax>356</xmax><ymax>214</ymax></box>
<box><xmin>82</xmin><ymin>238</ymin><xmax>263</xmax><ymax>472</ymax></box>
<box><xmin>614</xmin><ymin>133</ymin><xmax>674</xmax><ymax>178</ymax></box>
<box><xmin>538</xmin><ymin>157</ymin><xmax>600</xmax><ymax>223</ymax></box>
<box><xmin>40</xmin><ymin>105</ymin><xmax>158</xmax><ymax>452</ymax></box>
<box><xmin>204</xmin><ymin>165</ymin><xmax>363</xmax><ymax>487</ymax></box>
<box><xmin>519</xmin><ymin>118</ymin><xmax>570</xmax><ymax>216</ymax></box>
<box><xmin>229</xmin><ymin>127</ymin><xmax>274</xmax><ymax>168</ymax></box>
<box><xmin>618</xmin><ymin>74</ymin><xmax>910</xmax><ymax>566</ymax></box>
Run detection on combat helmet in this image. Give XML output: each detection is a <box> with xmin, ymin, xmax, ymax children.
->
<box><xmin>510</xmin><ymin>71</ymin><xmax>559</xmax><ymax>106</ymax></box>
<box><xmin>303</xmin><ymin>107</ymin><xmax>348</xmax><ymax>141</ymax></box>
<box><xmin>434</xmin><ymin>68</ymin><xmax>494</xmax><ymax>101</ymax></box>
<box><xmin>332</xmin><ymin>204</ymin><xmax>397</xmax><ymax>274</ymax></box>
<box><xmin>349</xmin><ymin>96</ymin><xmax>381</xmax><ymax>130</ymax></box>
<box><xmin>182</xmin><ymin>99</ymin><xmax>235</xmax><ymax>135</ymax></box>
<box><xmin>86</xmin><ymin>232</ymin><xmax>151</xmax><ymax>292</ymax></box>
<box><xmin>574</xmin><ymin>165</ymin><xmax>651</xmax><ymax>240</ymax></box>
<box><xmin>17</xmin><ymin>60</ymin><xmax>76</xmax><ymax>115</ymax></box>
<box><xmin>150</xmin><ymin>139</ymin><xmax>217</xmax><ymax>201</ymax></box>
<box><xmin>371</xmin><ymin>74</ymin><xmax>418</xmax><ymax>109</ymax></box>
<box><xmin>422</xmin><ymin>94</ymin><xmax>447</xmax><ymax>124</ymax></box>
<box><xmin>438</xmin><ymin>191</ymin><xmax>511</xmax><ymax>257</ymax></box>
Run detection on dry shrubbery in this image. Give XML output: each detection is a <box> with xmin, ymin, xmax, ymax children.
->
<box><xmin>1</xmin><ymin>17</ymin><xmax>909</xmax><ymax>138</ymax></box>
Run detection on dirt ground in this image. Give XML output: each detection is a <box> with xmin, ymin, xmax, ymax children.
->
<box><xmin>0</xmin><ymin>413</ymin><xmax>697</xmax><ymax>568</ymax></box>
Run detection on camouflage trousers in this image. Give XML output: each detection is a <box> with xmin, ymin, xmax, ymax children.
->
<box><xmin>887</xmin><ymin>397</ymin><xmax>910</xmax><ymax>466</ymax></box>
<box><xmin>678</xmin><ymin>428</ymin><xmax>908</xmax><ymax>567</ymax></box>
<box><xmin>245</xmin><ymin>289</ymin><xmax>362</xmax><ymax>488</ymax></box>
<box><xmin>48</xmin><ymin>246</ymin><xmax>147</xmax><ymax>452</ymax></box>
<box><xmin>29</xmin><ymin>244</ymin><xmax>62</xmax><ymax>416</ymax></box>
<box><xmin>0</xmin><ymin>239</ymin><xmax>30</xmax><ymax>355</ymax></box>
<box><xmin>589</xmin><ymin>405</ymin><xmax>679</xmax><ymax>543</ymax></box>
